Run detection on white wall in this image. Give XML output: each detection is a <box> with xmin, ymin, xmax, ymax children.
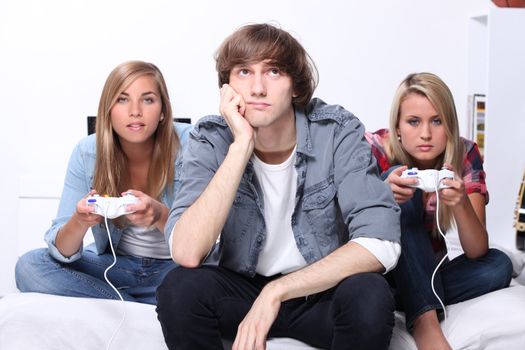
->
<box><xmin>0</xmin><ymin>0</ymin><xmax>493</xmax><ymax>294</ymax></box>
<box><xmin>480</xmin><ymin>7</ymin><xmax>525</xmax><ymax>250</ymax></box>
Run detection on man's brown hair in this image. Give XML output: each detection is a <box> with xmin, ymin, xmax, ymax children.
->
<box><xmin>215</xmin><ymin>23</ymin><xmax>318</xmax><ymax>106</ymax></box>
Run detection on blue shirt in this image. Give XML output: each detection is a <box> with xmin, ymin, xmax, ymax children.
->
<box><xmin>45</xmin><ymin>122</ymin><xmax>192</xmax><ymax>263</ymax></box>
<box><xmin>166</xmin><ymin>99</ymin><xmax>401</xmax><ymax>277</ymax></box>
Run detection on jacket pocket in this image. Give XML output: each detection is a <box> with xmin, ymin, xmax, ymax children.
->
<box><xmin>303</xmin><ymin>180</ymin><xmax>337</xmax><ymax>210</ymax></box>
<box><xmin>302</xmin><ymin>179</ymin><xmax>339</xmax><ymax>244</ymax></box>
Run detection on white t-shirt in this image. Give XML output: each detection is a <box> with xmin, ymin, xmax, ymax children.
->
<box><xmin>252</xmin><ymin>149</ymin><xmax>307</xmax><ymax>276</ymax></box>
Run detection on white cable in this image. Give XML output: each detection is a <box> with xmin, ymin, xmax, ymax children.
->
<box><xmin>100</xmin><ymin>206</ymin><xmax>127</xmax><ymax>350</ymax></box>
<box><xmin>430</xmin><ymin>182</ymin><xmax>448</xmax><ymax>321</ymax></box>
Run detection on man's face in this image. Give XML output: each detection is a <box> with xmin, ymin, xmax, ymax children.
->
<box><xmin>228</xmin><ymin>60</ymin><xmax>295</xmax><ymax>129</ymax></box>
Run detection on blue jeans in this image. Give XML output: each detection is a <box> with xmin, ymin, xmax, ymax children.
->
<box><xmin>15</xmin><ymin>247</ymin><xmax>176</xmax><ymax>304</ymax></box>
<box><xmin>388</xmin><ymin>189</ymin><xmax>513</xmax><ymax>331</ymax></box>
<box><xmin>156</xmin><ymin>266</ymin><xmax>395</xmax><ymax>350</ymax></box>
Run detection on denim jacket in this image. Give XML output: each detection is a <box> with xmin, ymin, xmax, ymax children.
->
<box><xmin>166</xmin><ymin>99</ymin><xmax>400</xmax><ymax>276</ymax></box>
<box><xmin>45</xmin><ymin>122</ymin><xmax>193</xmax><ymax>263</ymax></box>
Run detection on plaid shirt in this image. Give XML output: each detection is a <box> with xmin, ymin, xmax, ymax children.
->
<box><xmin>365</xmin><ymin>129</ymin><xmax>488</xmax><ymax>252</ymax></box>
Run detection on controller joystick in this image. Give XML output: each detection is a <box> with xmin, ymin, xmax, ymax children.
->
<box><xmin>401</xmin><ymin>168</ymin><xmax>454</xmax><ymax>192</ymax></box>
<box><xmin>86</xmin><ymin>193</ymin><xmax>139</xmax><ymax>219</ymax></box>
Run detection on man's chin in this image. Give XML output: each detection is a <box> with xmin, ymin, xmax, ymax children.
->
<box><xmin>244</xmin><ymin>114</ymin><xmax>268</xmax><ymax>128</ymax></box>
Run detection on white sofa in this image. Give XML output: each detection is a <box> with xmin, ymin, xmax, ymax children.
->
<box><xmin>1</xmin><ymin>284</ymin><xmax>525</xmax><ymax>350</ymax></box>
<box><xmin>3</xmin><ymin>227</ymin><xmax>525</xmax><ymax>349</ymax></box>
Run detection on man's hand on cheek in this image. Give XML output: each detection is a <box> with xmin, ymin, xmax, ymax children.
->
<box><xmin>220</xmin><ymin>84</ymin><xmax>246</xmax><ymax>118</ymax></box>
<box><xmin>220</xmin><ymin>84</ymin><xmax>254</xmax><ymax>145</ymax></box>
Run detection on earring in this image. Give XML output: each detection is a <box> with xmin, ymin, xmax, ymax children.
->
<box><xmin>397</xmin><ymin>135</ymin><xmax>401</xmax><ymax>141</ymax></box>
<box><xmin>160</xmin><ymin>113</ymin><xmax>165</xmax><ymax>121</ymax></box>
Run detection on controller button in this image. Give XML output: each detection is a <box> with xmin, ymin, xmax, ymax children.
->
<box><xmin>87</xmin><ymin>199</ymin><xmax>97</xmax><ymax>203</ymax></box>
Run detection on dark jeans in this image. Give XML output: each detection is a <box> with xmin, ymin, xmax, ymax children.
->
<box><xmin>388</xmin><ymin>189</ymin><xmax>513</xmax><ymax>332</ymax></box>
<box><xmin>156</xmin><ymin>266</ymin><xmax>395</xmax><ymax>350</ymax></box>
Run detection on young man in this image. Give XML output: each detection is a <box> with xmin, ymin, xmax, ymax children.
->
<box><xmin>156</xmin><ymin>23</ymin><xmax>401</xmax><ymax>350</ymax></box>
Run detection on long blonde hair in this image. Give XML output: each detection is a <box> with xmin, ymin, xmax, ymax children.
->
<box><xmin>92</xmin><ymin>61</ymin><xmax>179</xmax><ymax>200</ymax></box>
<box><xmin>386</xmin><ymin>72</ymin><xmax>464</xmax><ymax>232</ymax></box>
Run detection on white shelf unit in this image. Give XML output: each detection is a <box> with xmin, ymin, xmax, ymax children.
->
<box><xmin>468</xmin><ymin>6</ymin><xmax>525</xmax><ymax>252</ymax></box>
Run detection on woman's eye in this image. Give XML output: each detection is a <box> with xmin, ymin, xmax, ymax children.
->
<box><xmin>144</xmin><ymin>97</ymin><xmax>154</xmax><ymax>104</ymax></box>
<box><xmin>432</xmin><ymin>118</ymin><xmax>442</xmax><ymax>125</ymax></box>
<box><xmin>408</xmin><ymin>119</ymin><xmax>419</xmax><ymax>126</ymax></box>
<box><xmin>116</xmin><ymin>96</ymin><xmax>128</xmax><ymax>103</ymax></box>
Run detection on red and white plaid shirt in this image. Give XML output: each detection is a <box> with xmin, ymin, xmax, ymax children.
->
<box><xmin>365</xmin><ymin>129</ymin><xmax>488</xmax><ymax>252</ymax></box>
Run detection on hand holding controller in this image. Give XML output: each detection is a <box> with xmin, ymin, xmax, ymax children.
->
<box><xmin>86</xmin><ymin>193</ymin><xmax>139</xmax><ymax>219</ymax></box>
<box><xmin>401</xmin><ymin>168</ymin><xmax>454</xmax><ymax>192</ymax></box>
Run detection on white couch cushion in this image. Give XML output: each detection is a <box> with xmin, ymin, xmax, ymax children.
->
<box><xmin>2</xmin><ymin>286</ymin><xmax>525</xmax><ymax>350</ymax></box>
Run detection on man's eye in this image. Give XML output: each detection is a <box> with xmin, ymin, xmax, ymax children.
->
<box><xmin>269</xmin><ymin>68</ymin><xmax>280</xmax><ymax>76</ymax></box>
<box><xmin>239</xmin><ymin>69</ymin><xmax>249</xmax><ymax>77</ymax></box>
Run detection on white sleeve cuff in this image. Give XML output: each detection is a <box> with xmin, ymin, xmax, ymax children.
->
<box><xmin>352</xmin><ymin>237</ymin><xmax>401</xmax><ymax>274</ymax></box>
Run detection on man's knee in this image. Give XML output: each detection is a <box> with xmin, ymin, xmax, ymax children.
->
<box><xmin>331</xmin><ymin>273</ymin><xmax>394</xmax><ymax>348</ymax></box>
<box><xmin>156</xmin><ymin>266</ymin><xmax>222</xmax><ymax>317</ymax></box>
<box><xmin>334</xmin><ymin>273</ymin><xmax>394</xmax><ymax>325</ymax></box>
<box><xmin>157</xmin><ymin>267</ymin><xmax>202</xmax><ymax>304</ymax></box>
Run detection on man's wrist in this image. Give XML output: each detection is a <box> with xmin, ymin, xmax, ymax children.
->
<box><xmin>229</xmin><ymin>138</ymin><xmax>254</xmax><ymax>161</ymax></box>
<box><xmin>264</xmin><ymin>278</ymin><xmax>288</xmax><ymax>303</ymax></box>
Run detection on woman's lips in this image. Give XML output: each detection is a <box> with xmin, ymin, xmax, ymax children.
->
<box><xmin>127</xmin><ymin>123</ymin><xmax>145</xmax><ymax>131</ymax></box>
<box><xmin>417</xmin><ymin>145</ymin><xmax>433</xmax><ymax>152</ymax></box>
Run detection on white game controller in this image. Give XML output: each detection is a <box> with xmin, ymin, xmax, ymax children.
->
<box><xmin>400</xmin><ymin>168</ymin><xmax>454</xmax><ymax>192</ymax></box>
<box><xmin>86</xmin><ymin>193</ymin><xmax>139</xmax><ymax>219</ymax></box>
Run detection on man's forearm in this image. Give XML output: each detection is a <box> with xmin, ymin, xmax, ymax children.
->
<box><xmin>171</xmin><ymin>140</ymin><xmax>253</xmax><ymax>267</ymax></box>
<box><xmin>265</xmin><ymin>241</ymin><xmax>384</xmax><ymax>302</ymax></box>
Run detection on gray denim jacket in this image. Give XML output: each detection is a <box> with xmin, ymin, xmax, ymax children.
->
<box><xmin>166</xmin><ymin>98</ymin><xmax>400</xmax><ymax>276</ymax></box>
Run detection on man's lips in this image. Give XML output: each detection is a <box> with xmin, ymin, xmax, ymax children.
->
<box><xmin>247</xmin><ymin>101</ymin><xmax>271</xmax><ymax>109</ymax></box>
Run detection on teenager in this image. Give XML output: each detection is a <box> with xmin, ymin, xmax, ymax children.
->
<box><xmin>366</xmin><ymin>72</ymin><xmax>512</xmax><ymax>349</ymax></box>
<box><xmin>15</xmin><ymin>61</ymin><xmax>192</xmax><ymax>305</ymax></box>
<box><xmin>156</xmin><ymin>23</ymin><xmax>401</xmax><ymax>350</ymax></box>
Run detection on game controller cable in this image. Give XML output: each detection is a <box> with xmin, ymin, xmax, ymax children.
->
<box><xmin>431</xmin><ymin>184</ymin><xmax>449</xmax><ymax>321</ymax></box>
<box><xmin>400</xmin><ymin>167</ymin><xmax>452</xmax><ymax>320</ymax></box>
<box><xmin>99</xmin><ymin>205</ymin><xmax>127</xmax><ymax>350</ymax></box>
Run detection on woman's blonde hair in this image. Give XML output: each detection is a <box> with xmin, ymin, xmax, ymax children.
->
<box><xmin>92</xmin><ymin>61</ymin><xmax>179</xmax><ymax>200</ymax></box>
<box><xmin>386</xmin><ymin>72</ymin><xmax>464</xmax><ymax>232</ymax></box>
